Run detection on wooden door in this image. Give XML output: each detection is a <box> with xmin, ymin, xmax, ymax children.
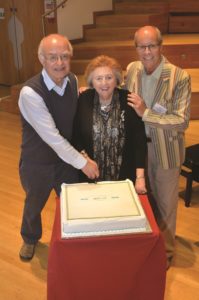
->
<box><xmin>0</xmin><ymin>0</ymin><xmax>57</xmax><ymax>85</ymax></box>
<box><xmin>14</xmin><ymin>0</ymin><xmax>45</xmax><ymax>82</ymax></box>
<box><xmin>0</xmin><ymin>0</ymin><xmax>19</xmax><ymax>85</ymax></box>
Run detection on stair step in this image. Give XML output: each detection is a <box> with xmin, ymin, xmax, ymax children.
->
<box><xmin>85</xmin><ymin>26</ymin><xmax>139</xmax><ymax>41</ymax></box>
<box><xmin>169</xmin><ymin>15</ymin><xmax>199</xmax><ymax>33</ymax></box>
<box><xmin>96</xmin><ymin>13</ymin><xmax>151</xmax><ymax>27</ymax></box>
<box><xmin>169</xmin><ymin>0</ymin><xmax>199</xmax><ymax>13</ymax></box>
<box><xmin>73</xmin><ymin>40</ymin><xmax>133</xmax><ymax>69</ymax></box>
<box><xmin>73</xmin><ymin>34</ymin><xmax>199</xmax><ymax>69</ymax></box>
<box><xmin>114</xmin><ymin>1</ymin><xmax>168</xmax><ymax>14</ymax></box>
<box><xmin>77</xmin><ymin>75</ymin><xmax>87</xmax><ymax>86</ymax></box>
<box><xmin>95</xmin><ymin>13</ymin><xmax>168</xmax><ymax>33</ymax></box>
<box><xmin>71</xmin><ymin>59</ymin><xmax>90</xmax><ymax>74</ymax></box>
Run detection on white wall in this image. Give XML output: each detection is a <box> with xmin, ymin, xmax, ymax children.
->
<box><xmin>57</xmin><ymin>0</ymin><xmax>113</xmax><ymax>40</ymax></box>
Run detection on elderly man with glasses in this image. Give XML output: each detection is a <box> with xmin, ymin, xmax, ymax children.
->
<box><xmin>18</xmin><ymin>34</ymin><xmax>99</xmax><ymax>261</ymax></box>
<box><xmin>126</xmin><ymin>26</ymin><xmax>191</xmax><ymax>269</ymax></box>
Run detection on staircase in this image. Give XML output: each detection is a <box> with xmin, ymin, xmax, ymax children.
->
<box><xmin>71</xmin><ymin>1</ymin><xmax>169</xmax><ymax>73</ymax></box>
<box><xmin>84</xmin><ymin>13</ymin><xmax>167</xmax><ymax>42</ymax></box>
<box><xmin>71</xmin><ymin>0</ymin><xmax>199</xmax><ymax>75</ymax></box>
<box><xmin>85</xmin><ymin>1</ymin><xmax>168</xmax><ymax>42</ymax></box>
<box><xmin>69</xmin><ymin>0</ymin><xmax>199</xmax><ymax>120</ymax></box>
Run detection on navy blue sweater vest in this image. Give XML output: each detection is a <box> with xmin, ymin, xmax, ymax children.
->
<box><xmin>20</xmin><ymin>73</ymin><xmax>78</xmax><ymax>164</ymax></box>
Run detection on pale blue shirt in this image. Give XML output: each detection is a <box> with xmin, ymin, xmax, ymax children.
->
<box><xmin>18</xmin><ymin>69</ymin><xmax>86</xmax><ymax>169</ymax></box>
<box><xmin>42</xmin><ymin>69</ymin><xmax>69</xmax><ymax>96</ymax></box>
<box><xmin>141</xmin><ymin>58</ymin><xmax>164</xmax><ymax>136</ymax></box>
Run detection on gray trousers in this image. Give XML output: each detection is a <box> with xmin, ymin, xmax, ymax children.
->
<box><xmin>147</xmin><ymin>143</ymin><xmax>181</xmax><ymax>258</ymax></box>
<box><xmin>19</xmin><ymin>160</ymin><xmax>78</xmax><ymax>244</ymax></box>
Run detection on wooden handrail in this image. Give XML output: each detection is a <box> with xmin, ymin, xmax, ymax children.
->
<box><xmin>42</xmin><ymin>0</ymin><xmax>68</xmax><ymax>36</ymax></box>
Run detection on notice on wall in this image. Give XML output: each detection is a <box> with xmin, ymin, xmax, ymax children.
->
<box><xmin>0</xmin><ymin>8</ymin><xmax>5</xmax><ymax>19</ymax></box>
<box><xmin>44</xmin><ymin>0</ymin><xmax>55</xmax><ymax>18</ymax></box>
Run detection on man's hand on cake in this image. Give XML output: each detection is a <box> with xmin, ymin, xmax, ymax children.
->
<box><xmin>81</xmin><ymin>158</ymin><xmax>99</xmax><ymax>179</ymax></box>
<box><xmin>135</xmin><ymin>177</ymin><xmax>147</xmax><ymax>195</ymax></box>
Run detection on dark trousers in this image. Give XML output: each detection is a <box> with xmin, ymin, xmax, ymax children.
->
<box><xmin>19</xmin><ymin>160</ymin><xmax>78</xmax><ymax>244</ymax></box>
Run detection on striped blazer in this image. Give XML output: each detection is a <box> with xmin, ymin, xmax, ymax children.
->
<box><xmin>125</xmin><ymin>56</ymin><xmax>191</xmax><ymax>169</ymax></box>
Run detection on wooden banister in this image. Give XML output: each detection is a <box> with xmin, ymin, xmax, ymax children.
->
<box><xmin>42</xmin><ymin>0</ymin><xmax>68</xmax><ymax>36</ymax></box>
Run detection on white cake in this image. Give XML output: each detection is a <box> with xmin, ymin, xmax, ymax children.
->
<box><xmin>60</xmin><ymin>179</ymin><xmax>150</xmax><ymax>238</ymax></box>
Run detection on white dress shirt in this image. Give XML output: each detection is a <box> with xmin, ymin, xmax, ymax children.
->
<box><xmin>18</xmin><ymin>69</ymin><xmax>86</xmax><ymax>169</ymax></box>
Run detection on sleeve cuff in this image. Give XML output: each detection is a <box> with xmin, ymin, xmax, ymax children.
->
<box><xmin>73</xmin><ymin>154</ymin><xmax>87</xmax><ymax>170</ymax></box>
<box><xmin>142</xmin><ymin>108</ymin><xmax>150</xmax><ymax>121</ymax></box>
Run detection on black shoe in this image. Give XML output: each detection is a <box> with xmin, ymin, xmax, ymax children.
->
<box><xmin>166</xmin><ymin>257</ymin><xmax>173</xmax><ymax>270</ymax></box>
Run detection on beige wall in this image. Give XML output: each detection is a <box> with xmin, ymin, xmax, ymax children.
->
<box><xmin>57</xmin><ymin>0</ymin><xmax>112</xmax><ymax>40</ymax></box>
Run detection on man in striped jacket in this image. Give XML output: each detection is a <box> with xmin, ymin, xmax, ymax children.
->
<box><xmin>126</xmin><ymin>26</ymin><xmax>191</xmax><ymax>269</ymax></box>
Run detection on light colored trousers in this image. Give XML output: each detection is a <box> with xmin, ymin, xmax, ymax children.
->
<box><xmin>147</xmin><ymin>143</ymin><xmax>181</xmax><ymax>258</ymax></box>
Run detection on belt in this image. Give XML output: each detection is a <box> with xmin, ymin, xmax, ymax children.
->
<box><xmin>146</xmin><ymin>137</ymin><xmax>152</xmax><ymax>143</ymax></box>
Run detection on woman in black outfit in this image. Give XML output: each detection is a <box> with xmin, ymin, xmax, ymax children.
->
<box><xmin>73</xmin><ymin>55</ymin><xmax>147</xmax><ymax>194</ymax></box>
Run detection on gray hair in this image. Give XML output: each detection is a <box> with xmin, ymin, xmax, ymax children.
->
<box><xmin>134</xmin><ymin>26</ymin><xmax>163</xmax><ymax>46</ymax></box>
<box><xmin>38</xmin><ymin>34</ymin><xmax>73</xmax><ymax>59</ymax></box>
<box><xmin>85</xmin><ymin>55</ymin><xmax>123</xmax><ymax>88</ymax></box>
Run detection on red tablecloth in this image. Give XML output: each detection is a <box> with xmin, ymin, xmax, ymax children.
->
<box><xmin>47</xmin><ymin>196</ymin><xmax>166</xmax><ymax>300</ymax></box>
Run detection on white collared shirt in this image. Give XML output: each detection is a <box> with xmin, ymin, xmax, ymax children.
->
<box><xmin>42</xmin><ymin>69</ymin><xmax>69</xmax><ymax>96</ymax></box>
<box><xmin>18</xmin><ymin>69</ymin><xmax>86</xmax><ymax>169</ymax></box>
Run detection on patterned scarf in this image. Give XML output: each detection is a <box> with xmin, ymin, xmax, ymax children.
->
<box><xmin>92</xmin><ymin>89</ymin><xmax>125</xmax><ymax>181</ymax></box>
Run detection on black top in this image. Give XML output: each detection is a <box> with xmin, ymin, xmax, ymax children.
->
<box><xmin>20</xmin><ymin>72</ymin><xmax>78</xmax><ymax>164</ymax></box>
<box><xmin>72</xmin><ymin>88</ymin><xmax>147</xmax><ymax>182</ymax></box>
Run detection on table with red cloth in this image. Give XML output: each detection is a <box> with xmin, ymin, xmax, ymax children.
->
<box><xmin>47</xmin><ymin>195</ymin><xmax>166</xmax><ymax>300</ymax></box>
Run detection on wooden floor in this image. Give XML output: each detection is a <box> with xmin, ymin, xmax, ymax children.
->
<box><xmin>0</xmin><ymin>86</ymin><xmax>10</xmax><ymax>99</ymax></box>
<box><xmin>0</xmin><ymin>111</ymin><xmax>198</xmax><ymax>300</ymax></box>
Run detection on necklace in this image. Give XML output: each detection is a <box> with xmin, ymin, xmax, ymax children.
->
<box><xmin>99</xmin><ymin>98</ymin><xmax>112</xmax><ymax>112</ymax></box>
<box><xmin>100</xmin><ymin>103</ymin><xmax>112</xmax><ymax>112</ymax></box>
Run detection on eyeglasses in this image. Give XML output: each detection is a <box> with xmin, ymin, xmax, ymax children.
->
<box><xmin>136</xmin><ymin>44</ymin><xmax>160</xmax><ymax>52</ymax></box>
<box><xmin>44</xmin><ymin>53</ymin><xmax>71</xmax><ymax>63</ymax></box>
